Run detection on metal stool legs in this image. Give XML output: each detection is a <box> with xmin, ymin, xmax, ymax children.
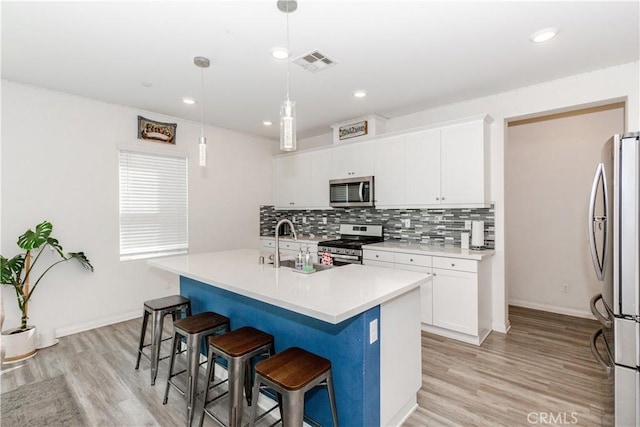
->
<box><xmin>200</xmin><ymin>327</ymin><xmax>274</xmax><ymax>427</ymax></box>
<box><xmin>162</xmin><ymin>312</ymin><xmax>230</xmax><ymax>427</ymax></box>
<box><xmin>135</xmin><ymin>296</ymin><xmax>191</xmax><ymax>385</ymax></box>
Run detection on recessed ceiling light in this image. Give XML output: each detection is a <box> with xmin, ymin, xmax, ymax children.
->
<box><xmin>270</xmin><ymin>47</ymin><xmax>291</xmax><ymax>60</ymax></box>
<box><xmin>530</xmin><ymin>28</ymin><xmax>559</xmax><ymax>43</ymax></box>
<box><xmin>141</xmin><ymin>81</ymin><xmax>153</xmax><ymax>88</ymax></box>
<box><xmin>182</xmin><ymin>97</ymin><xmax>196</xmax><ymax>105</ymax></box>
<box><xmin>353</xmin><ymin>90</ymin><xmax>367</xmax><ymax>98</ymax></box>
<box><xmin>263</xmin><ymin>120</ymin><xmax>273</xmax><ymax>126</ymax></box>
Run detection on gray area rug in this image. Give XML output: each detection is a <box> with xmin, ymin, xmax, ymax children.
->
<box><xmin>1</xmin><ymin>375</ymin><xmax>87</xmax><ymax>427</ymax></box>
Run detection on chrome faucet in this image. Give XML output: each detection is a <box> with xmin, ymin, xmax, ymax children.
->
<box><xmin>274</xmin><ymin>219</ymin><xmax>297</xmax><ymax>268</ymax></box>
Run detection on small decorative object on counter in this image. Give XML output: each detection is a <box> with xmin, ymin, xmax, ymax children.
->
<box><xmin>320</xmin><ymin>252</ymin><xmax>333</xmax><ymax>266</ymax></box>
<box><xmin>303</xmin><ymin>247</ymin><xmax>313</xmax><ymax>272</ymax></box>
<box><xmin>460</xmin><ymin>232</ymin><xmax>470</xmax><ymax>250</ymax></box>
<box><xmin>295</xmin><ymin>248</ymin><xmax>304</xmax><ymax>270</ymax></box>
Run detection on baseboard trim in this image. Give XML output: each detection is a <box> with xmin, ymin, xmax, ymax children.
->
<box><xmin>421</xmin><ymin>324</ymin><xmax>484</xmax><ymax>346</ymax></box>
<box><xmin>492</xmin><ymin>320</ymin><xmax>511</xmax><ymax>334</ymax></box>
<box><xmin>509</xmin><ymin>299</ymin><xmax>596</xmax><ymax>320</ymax></box>
<box><xmin>385</xmin><ymin>398</ymin><xmax>418</xmax><ymax>427</ymax></box>
<box><xmin>55</xmin><ymin>310</ymin><xmax>142</xmax><ymax>338</ymax></box>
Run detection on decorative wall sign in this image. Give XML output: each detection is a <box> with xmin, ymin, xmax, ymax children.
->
<box><xmin>338</xmin><ymin>120</ymin><xmax>368</xmax><ymax>140</ymax></box>
<box><xmin>137</xmin><ymin>116</ymin><xmax>177</xmax><ymax>144</ymax></box>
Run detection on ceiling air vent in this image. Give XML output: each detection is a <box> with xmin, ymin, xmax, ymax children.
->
<box><xmin>293</xmin><ymin>50</ymin><xmax>337</xmax><ymax>73</ymax></box>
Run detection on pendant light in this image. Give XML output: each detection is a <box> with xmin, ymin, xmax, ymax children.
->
<box><xmin>278</xmin><ymin>0</ymin><xmax>297</xmax><ymax>151</ymax></box>
<box><xmin>194</xmin><ymin>56</ymin><xmax>210</xmax><ymax>166</ymax></box>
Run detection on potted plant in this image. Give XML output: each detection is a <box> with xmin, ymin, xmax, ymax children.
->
<box><xmin>1</xmin><ymin>220</ymin><xmax>94</xmax><ymax>362</ymax></box>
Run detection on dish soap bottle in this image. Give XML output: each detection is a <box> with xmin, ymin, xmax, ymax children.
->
<box><xmin>303</xmin><ymin>246</ymin><xmax>314</xmax><ymax>272</ymax></box>
<box><xmin>295</xmin><ymin>248</ymin><xmax>304</xmax><ymax>270</ymax></box>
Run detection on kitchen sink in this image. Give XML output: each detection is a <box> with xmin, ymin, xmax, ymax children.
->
<box><xmin>274</xmin><ymin>259</ymin><xmax>334</xmax><ymax>272</ymax></box>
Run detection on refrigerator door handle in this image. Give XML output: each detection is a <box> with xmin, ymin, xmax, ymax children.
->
<box><xmin>588</xmin><ymin>163</ymin><xmax>608</xmax><ymax>281</ymax></box>
<box><xmin>590</xmin><ymin>328</ymin><xmax>613</xmax><ymax>377</ymax></box>
<box><xmin>590</xmin><ymin>294</ymin><xmax>612</xmax><ymax>328</ymax></box>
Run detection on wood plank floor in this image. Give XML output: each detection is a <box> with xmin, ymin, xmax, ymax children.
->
<box><xmin>1</xmin><ymin>306</ymin><xmax>612</xmax><ymax>426</ymax></box>
<box><xmin>404</xmin><ymin>306</ymin><xmax>613</xmax><ymax>427</ymax></box>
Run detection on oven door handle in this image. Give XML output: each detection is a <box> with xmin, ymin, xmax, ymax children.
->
<box><xmin>330</xmin><ymin>254</ymin><xmax>360</xmax><ymax>261</ymax></box>
<box><xmin>590</xmin><ymin>294</ymin><xmax>612</xmax><ymax>328</ymax></box>
<box><xmin>590</xmin><ymin>328</ymin><xmax>613</xmax><ymax>377</ymax></box>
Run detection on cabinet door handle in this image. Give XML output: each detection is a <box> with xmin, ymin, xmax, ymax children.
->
<box><xmin>442</xmin><ymin>197</ymin><xmax>445</xmax><ymax>201</ymax></box>
<box><xmin>375</xmin><ymin>254</ymin><xmax>379</xmax><ymax>258</ymax></box>
<box><xmin>410</xmin><ymin>258</ymin><xmax>414</xmax><ymax>262</ymax></box>
<box><xmin>435</xmin><ymin>197</ymin><xmax>440</xmax><ymax>201</ymax></box>
<box><xmin>451</xmin><ymin>263</ymin><xmax>455</xmax><ymax>267</ymax></box>
<box><xmin>433</xmin><ymin>273</ymin><xmax>437</xmax><ymax>277</ymax></box>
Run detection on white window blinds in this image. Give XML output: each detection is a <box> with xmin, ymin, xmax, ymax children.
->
<box><xmin>119</xmin><ymin>149</ymin><xmax>188</xmax><ymax>260</ymax></box>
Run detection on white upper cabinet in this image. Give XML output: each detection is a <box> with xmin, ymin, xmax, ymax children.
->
<box><xmin>331</xmin><ymin>142</ymin><xmax>374</xmax><ymax>179</ymax></box>
<box><xmin>274</xmin><ymin>149</ymin><xmax>332</xmax><ymax>209</ymax></box>
<box><xmin>274</xmin><ymin>153</ymin><xmax>312</xmax><ymax>208</ymax></box>
<box><xmin>273</xmin><ymin>115</ymin><xmax>491</xmax><ymax>209</ymax></box>
<box><xmin>310</xmin><ymin>149</ymin><xmax>332</xmax><ymax>207</ymax></box>
<box><xmin>374</xmin><ymin>136</ymin><xmax>406</xmax><ymax>206</ymax></box>
<box><xmin>440</xmin><ymin>120</ymin><xmax>490</xmax><ymax>205</ymax></box>
<box><xmin>404</xmin><ymin>129</ymin><xmax>441</xmax><ymax>206</ymax></box>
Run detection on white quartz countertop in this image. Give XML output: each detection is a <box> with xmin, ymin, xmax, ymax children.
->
<box><xmin>364</xmin><ymin>241</ymin><xmax>495</xmax><ymax>261</ymax></box>
<box><xmin>148</xmin><ymin>249</ymin><xmax>430</xmax><ymax>324</ymax></box>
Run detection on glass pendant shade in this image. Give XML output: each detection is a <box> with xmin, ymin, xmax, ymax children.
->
<box><xmin>199</xmin><ymin>136</ymin><xmax>207</xmax><ymax>166</ymax></box>
<box><xmin>280</xmin><ymin>100</ymin><xmax>296</xmax><ymax>151</ymax></box>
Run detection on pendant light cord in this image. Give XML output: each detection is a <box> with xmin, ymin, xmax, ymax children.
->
<box><xmin>285</xmin><ymin>3</ymin><xmax>291</xmax><ymax>102</ymax></box>
<box><xmin>200</xmin><ymin>67</ymin><xmax>205</xmax><ymax>138</ymax></box>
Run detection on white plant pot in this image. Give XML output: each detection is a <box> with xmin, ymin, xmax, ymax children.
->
<box><xmin>2</xmin><ymin>325</ymin><xmax>37</xmax><ymax>363</ymax></box>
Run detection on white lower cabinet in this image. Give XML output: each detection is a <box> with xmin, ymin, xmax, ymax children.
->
<box><xmin>363</xmin><ymin>247</ymin><xmax>492</xmax><ymax>345</ymax></box>
<box><xmin>363</xmin><ymin>249</ymin><xmax>433</xmax><ymax>326</ymax></box>
<box><xmin>432</xmin><ymin>268</ymin><xmax>477</xmax><ymax>335</ymax></box>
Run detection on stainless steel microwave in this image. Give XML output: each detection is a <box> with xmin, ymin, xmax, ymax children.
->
<box><xmin>329</xmin><ymin>176</ymin><xmax>374</xmax><ymax>208</ymax></box>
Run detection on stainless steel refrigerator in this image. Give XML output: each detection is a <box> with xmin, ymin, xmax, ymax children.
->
<box><xmin>589</xmin><ymin>132</ymin><xmax>640</xmax><ymax>427</ymax></box>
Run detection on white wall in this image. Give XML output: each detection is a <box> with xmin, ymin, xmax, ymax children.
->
<box><xmin>506</xmin><ymin>106</ymin><xmax>624</xmax><ymax>317</ymax></box>
<box><xmin>0</xmin><ymin>80</ymin><xmax>277</xmax><ymax>336</ymax></box>
<box><xmin>300</xmin><ymin>61</ymin><xmax>639</xmax><ymax>331</ymax></box>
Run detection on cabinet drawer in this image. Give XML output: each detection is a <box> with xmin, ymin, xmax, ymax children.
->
<box><xmin>363</xmin><ymin>249</ymin><xmax>395</xmax><ymax>263</ymax></box>
<box><xmin>432</xmin><ymin>257</ymin><xmax>477</xmax><ymax>273</ymax></box>
<box><xmin>394</xmin><ymin>253</ymin><xmax>432</xmax><ymax>268</ymax></box>
<box><xmin>280</xmin><ymin>241</ymin><xmax>301</xmax><ymax>251</ymax></box>
<box><xmin>260</xmin><ymin>239</ymin><xmax>276</xmax><ymax>249</ymax></box>
<box><xmin>363</xmin><ymin>259</ymin><xmax>394</xmax><ymax>269</ymax></box>
<box><xmin>397</xmin><ymin>264</ymin><xmax>431</xmax><ymax>274</ymax></box>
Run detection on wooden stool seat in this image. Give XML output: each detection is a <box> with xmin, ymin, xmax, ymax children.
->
<box><xmin>255</xmin><ymin>347</ymin><xmax>331</xmax><ymax>391</ymax></box>
<box><xmin>208</xmin><ymin>326</ymin><xmax>274</xmax><ymax>357</ymax></box>
<box><xmin>174</xmin><ymin>311</ymin><xmax>229</xmax><ymax>335</ymax></box>
<box><xmin>144</xmin><ymin>295</ymin><xmax>190</xmax><ymax>311</ymax></box>
<box><xmin>249</xmin><ymin>347</ymin><xmax>338</xmax><ymax>427</ymax></box>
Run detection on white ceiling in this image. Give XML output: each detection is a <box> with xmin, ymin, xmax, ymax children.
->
<box><xmin>2</xmin><ymin>1</ymin><xmax>638</xmax><ymax>140</ymax></box>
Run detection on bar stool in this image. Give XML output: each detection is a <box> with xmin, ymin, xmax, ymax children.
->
<box><xmin>248</xmin><ymin>347</ymin><xmax>338</xmax><ymax>427</ymax></box>
<box><xmin>163</xmin><ymin>311</ymin><xmax>230</xmax><ymax>427</ymax></box>
<box><xmin>135</xmin><ymin>295</ymin><xmax>192</xmax><ymax>385</ymax></box>
<box><xmin>200</xmin><ymin>326</ymin><xmax>275</xmax><ymax>427</ymax></box>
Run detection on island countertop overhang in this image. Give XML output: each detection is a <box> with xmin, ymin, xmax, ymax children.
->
<box><xmin>148</xmin><ymin>249</ymin><xmax>430</xmax><ymax>324</ymax></box>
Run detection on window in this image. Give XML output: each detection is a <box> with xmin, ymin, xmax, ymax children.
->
<box><xmin>119</xmin><ymin>149</ymin><xmax>188</xmax><ymax>260</ymax></box>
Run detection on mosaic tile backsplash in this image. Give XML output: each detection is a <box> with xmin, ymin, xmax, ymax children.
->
<box><xmin>260</xmin><ymin>205</ymin><xmax>495</xmax><ymax>249</ymax></box>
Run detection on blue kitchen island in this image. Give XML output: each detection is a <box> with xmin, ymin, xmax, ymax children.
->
<box><xmin>149</xmin><ymin>249</ymin><xmax>429</xmax><ymax>426</ymax></box>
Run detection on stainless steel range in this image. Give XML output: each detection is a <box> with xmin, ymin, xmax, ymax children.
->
<box><xmin>318</xmin><ymin>224</ymin><xmax>383</xmax><ymax>265</ymax></box>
